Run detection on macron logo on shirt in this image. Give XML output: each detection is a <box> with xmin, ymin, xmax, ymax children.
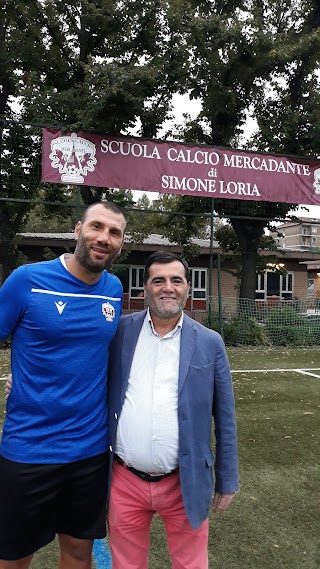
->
<box><xmin>55</xmin><ymin>301</ymin><xmax>67</xmax><ymax>315</ymax></box>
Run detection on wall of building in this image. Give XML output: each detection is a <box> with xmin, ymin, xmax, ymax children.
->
<box><xmin>293</xmin><ymin>270</ymin><xmax>308</xmax><ymax>298</ymax></box>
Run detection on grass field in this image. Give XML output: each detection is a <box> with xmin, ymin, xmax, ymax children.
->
<box><xmin>0</xmin><ymin>347</ymin><xmax>319</xmax><ymax>569</ymax></box>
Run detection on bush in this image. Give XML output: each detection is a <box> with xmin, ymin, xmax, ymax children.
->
<box><xmin>265</xmin><ymin>307</ymin><xmax>319</xmax><ymax>346</ymax></box>
<box><xmin>205</xmin><ymin>306</ymin><xmax>320</xmax><ymax>347</ymax></box>
<box><xmin>206</xmin><ymin>315</ymin><xmax>270</xmax><ymax>346</ymax></box>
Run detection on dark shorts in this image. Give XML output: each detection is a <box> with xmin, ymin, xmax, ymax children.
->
<box><xmin>0</xmin><ymin>451</ymin><xmax>110</xmax><ymax>560</ymax></box>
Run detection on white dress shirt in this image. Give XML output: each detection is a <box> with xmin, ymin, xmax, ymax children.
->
<box><xmin>115</xmin><ymin>310</ymin><xmax>183</xmax><ymax>473</ymax></box>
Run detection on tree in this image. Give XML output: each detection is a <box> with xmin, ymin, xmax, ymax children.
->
<box><xmin>124</xmin><ymin>193</ymin><xmax>210</xmax><ymax>259</ymax></box>
<box><xmin>0</xmin><ymin>1</ymin><xmax>42</xmax><ymax>280</ymax></box>
<box><xmin>125</xmin><ymin>194</ymin><xmax>159</xmax><ymax>243</ymax></box>
<box><xmin>0</xmin><ymin>122</ymin><xmax>42</xmax><ymax>280</ymax></box>
<box><xmin>151</xmin><ymin>194</ymin><xmax>210</xmax><ymax>259</ymax></box>
<box><xmin>16</xmin><ymin>0</ymin><xmax>188</xmax><ymax>133</ymax></box>
<box><xmin>212</xmin><ymin>200</ymin><xmax>300</xmax><ymax>299</ymax></box>
<box><xmin>168</xmin><ymin>0</ymin><xmax>320</xmax><ymax>298</ymax></box>
<box><xmin>0</xmin><ymin>0</ymin><xmax>189</xmax><ymax>280</ymax></box>
<box><xmin>2</xmin><ymin>0</ymin><xmax>320</xmax><ymax>294</ymax></box>
<box><xmin>214</xmin><ymin>213</ymin><xmax>294</xmax><ymax>297</ymax></box>
<box><xmin>251</xmin><ymin>1</ymin><xmax>320</xmax><ymax>157</ymax></box>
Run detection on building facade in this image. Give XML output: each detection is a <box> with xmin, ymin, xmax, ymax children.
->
<box><xmin>10</xmin><ymin>232</ymin><xmax>320</xmax><ymax>316</ymax></box>
<box><xmin>273</xmin><ymin>218</ymin><xmax>320</xmax><ymax>251</ymax></box>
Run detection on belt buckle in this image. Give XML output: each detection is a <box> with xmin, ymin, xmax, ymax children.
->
<box><xmin>149</xmin><ymin>472</ymin><xmax>165</xmax><ymax>478</ymax></box>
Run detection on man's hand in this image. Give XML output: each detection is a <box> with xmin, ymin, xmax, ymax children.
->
<box><xmin>212</xmin><ymin>492</ymin><xmax>236</xmax><ymax>513</ymax></box>
<box><xmin>5</xmin><ymin>373</ymin><xmax>12</xmax><ymax>398</ymax></box>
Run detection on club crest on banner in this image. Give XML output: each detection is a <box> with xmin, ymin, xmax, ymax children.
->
<box><xmin>102</xmin><ymin>302</ymin><xmax>115</xmax><ymax>322</ymax></box>
<box><xmin>313</xmin><ymin>168</ymin><xmax>320</xmax><ymax>194</ymax></box>
<box><xmin>49</xmin><ymin>132</ymin><xmax>97</xmax><ymax>183</ymax></box>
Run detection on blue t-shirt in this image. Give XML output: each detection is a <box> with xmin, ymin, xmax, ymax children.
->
<box><xmin>0</xmin><ymin>256</ymin><xmax>123</xmax><ymax>463</ymax></box>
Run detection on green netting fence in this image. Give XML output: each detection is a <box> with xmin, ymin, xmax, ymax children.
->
<box><xmin>203</xmin><ymin>297</ymin><xmax>320</xmax><ymax>347</ymax></box>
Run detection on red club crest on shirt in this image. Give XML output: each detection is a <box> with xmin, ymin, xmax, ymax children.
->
<box><xmin>101</xmin><ymin>302</ymin><xmax>115</xmax><ymax>322</ymax></box>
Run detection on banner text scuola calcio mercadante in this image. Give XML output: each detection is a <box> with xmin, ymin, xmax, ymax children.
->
<box><xmin>41</xmin><ymin>129</ymin><xmax>320</xmax><ymax>206</ymax></box>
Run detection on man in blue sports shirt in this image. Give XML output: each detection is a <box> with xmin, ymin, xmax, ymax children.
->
<box><xmin>0</xmin><ymin>201</ymin><xmax>126</xmax><ymax>569</ymax></box>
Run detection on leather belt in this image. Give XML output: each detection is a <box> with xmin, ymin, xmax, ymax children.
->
<box><xmin>114</xmin><ymin>454</ymin><xmax>178</xmax><ymax>483</ymax></box>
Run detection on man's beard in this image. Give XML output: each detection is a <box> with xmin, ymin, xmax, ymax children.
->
<box><xmin>145</xmin><ymin>292</ymin><xmax>188</xmax><ymax>319</ymax></box>
<box><xmin>75</xmin><ymin>234</ymin><xmax>117</xmax><ymax>273</ymax></box>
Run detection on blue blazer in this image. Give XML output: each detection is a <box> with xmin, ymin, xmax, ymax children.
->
<box><xmin>107</xmin><ymin>310</ymin><xmax>239</xmax><ymax>529</ymax></box>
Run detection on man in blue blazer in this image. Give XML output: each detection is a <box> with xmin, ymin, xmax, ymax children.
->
<box><xmin>107</xmin><ymin>251</ymin><xmax>239</xmax><ymax>569</ymax></box>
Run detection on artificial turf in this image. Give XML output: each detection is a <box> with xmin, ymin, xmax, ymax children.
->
<box><xmin>0</xmin><ymin>347</ymin><xmax>319</xmax><ymax>569</ymax></box>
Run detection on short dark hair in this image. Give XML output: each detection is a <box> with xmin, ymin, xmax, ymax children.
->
<box><xmin>143</xmin><ymin>252</ymin><xmax>190</xmax><ymax>283</ymax></box>
<box><xmin>80</xmin><ymin>200</ymin><xmax>126</xmax><ymax>224</ymax></box>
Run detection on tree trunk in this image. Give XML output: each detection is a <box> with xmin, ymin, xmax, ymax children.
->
<box><xmin>231</xmin><ymin>218</ymin><xmax>266</xmax><ymax>300</ymax></box>
<box><xmin>239</xmin><ymin>244</ymin><xmax>258</xmax><ymax>300</ymax></box>
<box><xmin>0</xmin><ymin>205</ymin><xmax>27</xmax><ymax>283</ymax></box>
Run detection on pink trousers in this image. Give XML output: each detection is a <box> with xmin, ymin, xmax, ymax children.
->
<box><xmin>107</xmin><ymin>461</ymin><xmax>209</xmax><ymax>569</ymax></box>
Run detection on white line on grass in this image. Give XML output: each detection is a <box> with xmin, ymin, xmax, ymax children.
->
<box><xmin>295</xmin><ymin>370</ymin><xmax>320</xmax><ymax>378</ymax></box>
<box><xmin>231</xmin><ymin>367</ymin><xmax>320</xmax><ymax>377</ymax></box>
<box><xmin>2</xmin><ymin>370</ymin><xmax>320</xmax><ymax>380</ymax></box>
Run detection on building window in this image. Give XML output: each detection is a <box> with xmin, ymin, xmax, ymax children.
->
<box><xmin>281</xmin><ymin>272</ymin><xmax>293</xmax><ymax>300</ymax></box>
<box><xmin>267</xmin><ymin>272</ymin><xmax>281</xmax><ymax>296</ymax></box>
<box><xmin>256</xmin><ymin>273</ymin><xmax>266</xmax><ymax>300</ymax></box>
<box><xmin>256</xmin><ymin>271</ymin><xmax>293</xmax><ymax>300</ymax></box>
<box><xmin>129</xmin><ymin>266</ymin><xmax>144</xmax><ymax>298</ymax></box>
<box><xmin>307</xmin><ymin>279</ymin><xmax>314</xmax><ymax>295</ymax></box>
<box><xmin>190</xmin><ymin>268</ymin><xmax>207</xmax><ymax>299</ymax></box>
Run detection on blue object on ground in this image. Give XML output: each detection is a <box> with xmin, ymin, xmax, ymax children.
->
<box><xmin>93</xmin><ymin>538</ymin><xmax>112</xmax><ymax>569</ymax></box>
